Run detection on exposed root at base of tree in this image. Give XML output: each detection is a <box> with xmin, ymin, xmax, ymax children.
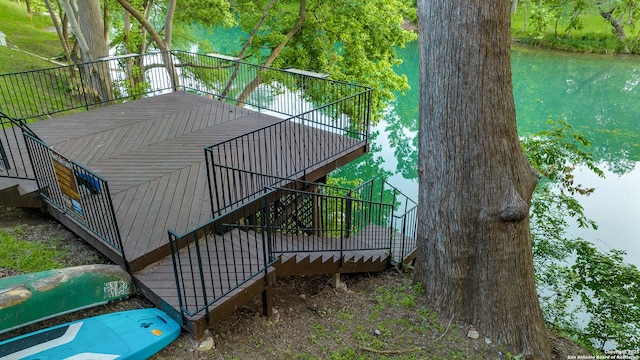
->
<box><xmin>436</xmin><ymin>313</ymin><xmax>455</xmax><ymax>342</ymax></box>
<box><xmin>359</xmin><ymin>346</ymin><xmax>423</xmax><ymax>355</ymax></box>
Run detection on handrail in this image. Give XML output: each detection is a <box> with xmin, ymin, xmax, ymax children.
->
<box><xmin>23</xmin><ymin>133</ymin><xmax>127</xmax><ymax>268</ymax></box>
<box><xmin>204</xmin><ymin>89</ymin><xmax>371</xmax><ymax>216</ymax></box>
<box><xmin>0</xmin><ymin>111</ymin><xmax>38</xmax><ymax>179</ymax></box>
<box><xmin>0</xmin><ymin>52</ymin><xmax>176</xmax><ymax>121</ymax></box>
<box><xmin>264</xmin><ymin>184</ymin><xmax>395</xmax><ymax>256</ymax></box>
<box><xmin>167</xmin><ymin>189</ymin><xmax>278</xmax><ymax>317</ymax></box>
<box><xmin>0</xmin><ymin>110</ymin><xmax>41</xmax><ymax>140</ymax></box>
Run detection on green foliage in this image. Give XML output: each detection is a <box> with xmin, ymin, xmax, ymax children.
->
<box><xmin>523</xmin><ymin>118</ymin><xmax>640</xmax><ymax>351</ymax></box>
<box><xmin>109</xmin><ymin>0</ymin><xmax>234</xmax><ymax>53</ymax></box>
<box><xmin>373</xmin><ymin>281</ymin><xmax>423</xmax><ymax>310</ymax></box>
<box><xmin>0</xmin><ymin>227</ymin><xmax>63</xmax><ymax>273</ymax></box>
<box><xmin>572</xmin><ymin>240</ymin><xmax>640</xmax><ymax>351</ymax></box>
<box><xmin>235</xmin><ymin>0</ymin><xmax>417</xmax><ymax>124</ymax></box>
<box><xmin>527</xmin><ymin>1</ymin><xmax>555</xmax><ymax>39</ymax></box>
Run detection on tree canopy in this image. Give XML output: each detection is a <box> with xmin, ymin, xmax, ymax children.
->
<box><xmin>35</xmin><ymin>0</ymin><xmax>415</xmax><ymax>123</ymax></box>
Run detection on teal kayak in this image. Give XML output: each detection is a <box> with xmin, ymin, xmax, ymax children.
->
<box><xmin>0</xmin><ymin>264</ymin><xmax>134</xmax><ymax>334</ymax></box>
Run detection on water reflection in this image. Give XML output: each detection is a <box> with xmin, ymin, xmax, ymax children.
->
<box><xmin>334</xmin><ymin>42</ymin><xmax>640</xmax><ymax>266</ymax></box>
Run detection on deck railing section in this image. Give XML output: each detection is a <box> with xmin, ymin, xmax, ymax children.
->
<box><xmin>204</xmin><ymin>91</ymin><xmax>371</xmax><ymax>215</ymax></box>
<box><xmin>167</xmin><ymin>191</ymin><xmax>277</xmax><ymax>318</ymax></box>
<box><xmin>23</xmin><ymin>133</ymin><xmax>126</xmax><ymax>267</ymax></box>
<box><xmin>175</xmin><ymin>51</ymin><xmax>371</xmax><ymax>122</ymax></box>
<box><xmin>388</xmin><ymin>185</ymin><xmax>418</xmax><ymax>264</ymax></box>
<box><xmin>166</xmin><ymin>178</ymin><xmax>401</xmax><ymax>318</ymax></box>
<box><xmin>354</xmin><ymin>179</ymin><xmax>418</xmax><ymax>264</ymax></box>
<box><xmin>200</xmin><ymin>166</ymin><xmax>418</xmax><ymax>265</ymax></box>
<box><xmin>0</xmin><ymin>53</ymin><xmax>176</xmax><ymax>121</ymax></box>
<box><xmin>264</xmin><ymin>184</ymin><xmax>394</xmax><ymax>258</ymax></box>
<box><xmin>0</xmin><ymin>111</ymin><xmax>38</xmax><ymax>179</ymax></box>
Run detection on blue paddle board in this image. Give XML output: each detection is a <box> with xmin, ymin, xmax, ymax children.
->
<box><xmin>0</xmin><ymin>308</ymin><xmax>180</xmax><ymax>359</ymax></box>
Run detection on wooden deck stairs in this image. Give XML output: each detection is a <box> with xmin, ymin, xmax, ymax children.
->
<box><xmin>0</xmin><ymin>178</ymin><xmax>40</xmax><ymax>208</ymax></box>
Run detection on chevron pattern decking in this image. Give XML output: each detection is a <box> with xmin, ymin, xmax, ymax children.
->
<box><xmin>22</xmin><ymin>91</ymin><xmax>367</xmax><ymax>271</ymax></box>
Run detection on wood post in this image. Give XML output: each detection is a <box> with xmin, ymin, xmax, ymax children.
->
<box><xmin>332</xmin><ymin>273</ymin><xmax>341</xmax><ymax>289</ymax></box>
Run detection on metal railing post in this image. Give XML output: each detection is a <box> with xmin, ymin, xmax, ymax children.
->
<box><xmin>390</xmin><ymin>190</ymin><xmax>397</xmax><ymax>261</ymax></box>
<box><xmin>167</xmin><ymin>230</ymin><xmax>186</xmax><ymax>324</ymax></box>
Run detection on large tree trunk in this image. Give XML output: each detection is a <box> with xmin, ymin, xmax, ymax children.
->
<box><xmin>59</xmin><ymin>0</ymin><xmax>113</xmax><ymax>103</ymax></box>
<box><xmin>415</xmin><ymin>1</ymin><xmax>551</xmax><ymax>359</ymax></box>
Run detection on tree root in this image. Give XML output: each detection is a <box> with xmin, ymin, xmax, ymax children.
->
<box><xmin>359</xmin><ymin>346</ymin><xmax>422</xmax><ymax>355</ymax></box>
<box><xmin>436</xmin><ymin>313</ymin><xmax>455</xmax><ymax>341</ymax></box>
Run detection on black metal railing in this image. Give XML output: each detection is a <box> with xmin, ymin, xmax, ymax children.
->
<box><xmin>175</xmin><ymin>51</ymin><xmax>372</xmax><ymax>121</ymax></box>
<box><xmin>166</xmin><ymin>178</ymin><xmax>408</xmax><ymax>319</ymax></box>
<box><xmin>204</xmin><ymin>95</ymin><xmax>371</xmax><ymax>216</ymax></box>
<box><xmin>167</xmin><ymin>191</ymin><xmax>277</xmax><ymax>318</ymax></box>
<box><xmin>202</xmin><ymin>163</ymin><xmax>418</xmax><ymax>265</ymax></box>
<box><xmin>390</xmin><ymin>188</ymin><xmax>418</xmax><ymax>264</ymax></box>
<box><xmin>23</xmin><ymin>133</ymin><xmax>126</xmax><ymax>266</ymax></box>
<box><xmin>0</xmin><ymin>50</ymin><xmax>372</xmax><ymax>261</ymax></box>
<box><xmin>0</xmin><ymin>111</ymin><xmax>38</xmax><ymax>179</ymax></box>
<box><xmin>0</xmin><ymin>53</ymin><xmax>177</xmax><ymax>121</ymax></box>
<box><xmin>0</xmin><ymin>51</ymin><xmax>372</xmax><ymax>125</ymax></box>
<box><xmin>265</xmin><ymin>184</ymin><xmax>395</xmax><ymax>257</ymax></box>
<box><xmin>271</xmin><ymin>179</ymin><xmax>417</xmax><ymax>263</ymax></box>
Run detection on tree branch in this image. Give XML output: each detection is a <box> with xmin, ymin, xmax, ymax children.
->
<box><xmin>236</xmin><ymin>0</ymin><xmax>308</xmax><ymax>105</ymax></box>
<box><xmin>114</xmin><ymin>0</ymin><xmax>169</xmax><ymax>52</ymax></box>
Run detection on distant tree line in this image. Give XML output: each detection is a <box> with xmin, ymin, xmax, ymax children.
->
<box><xmin>512</xmin><ymin>0</ymin><xmax>640</xmax><ymax>42</ymax></box>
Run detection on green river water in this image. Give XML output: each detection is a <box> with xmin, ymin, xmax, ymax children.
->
<box><xmin>334</xmin><ymin>42</ymin><xmax>640</xmax><ymax>267</ymax></box>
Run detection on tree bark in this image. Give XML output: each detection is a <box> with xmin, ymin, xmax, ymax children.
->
<box><xmin>59</xmin><ymin>0</ymin><xmax>113</xmax><ymax>102</ymax></box>
<box><xmin>43</xmin><ymin>0</ymin><xmax>72</xmax><ymax>61</ymax></box>
<box><xmin>601</xmin><ymin>9</ymin><xmax>627</xmax><ymax>40</ymax></box>
<box><xmin>415</xmin><ymin>1</ymin><xmax>551</xmax><ymax>359</ymax></box>
<box><xmin>115</xmin><ymin>0</ymin><xmax>180</xmax><ymax>90</ymax></box>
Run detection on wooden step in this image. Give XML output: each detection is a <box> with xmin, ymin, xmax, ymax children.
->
<box><xmin>0</xmin><ymin>177</ymin><xmax>40</xmax><ymax>208</ymax></box>
<box><xmin>274</xmin><ymin>249</ymin><xmax>389</xmax><ymax>276</ymax></box>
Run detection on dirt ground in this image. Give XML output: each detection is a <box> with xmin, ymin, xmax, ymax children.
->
<box><xmin>0</xmin><ymin>206</ymin><xmax>590</xmax><ymax>359</ymax></box>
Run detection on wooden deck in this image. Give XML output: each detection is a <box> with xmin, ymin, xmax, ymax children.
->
<box><xmin>0</xmin><ymin>91</ymin><xmax>391</xmax><ymax>338</ymax></box>
<box><xmin>0</xmin><ymin>91</ymin><xmax>417</xmax><ymax>339</ymax></box>
<box><xmin>20</xmin><ymin>91</ymin><xmax>366</xmax><ymax>271</ymax></box>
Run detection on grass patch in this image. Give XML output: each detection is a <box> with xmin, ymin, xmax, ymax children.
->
<box><xmin>0</xmin><ymin>48</ymin><xmax>55</xmax><ymax>74</ymax></box>
<box><xmin>0</xmin><ymin>227</ymin><xmax>63</xmax><ymax>273</ymax></box>
<box><xmin>0</xmin><ymin>0</ymin><xmax>74</xmax><ymax>120</ymax></box>
<box><xmin>0</xmin><ymin>0</ymin><xmax>61</xmax><ymax>60</ymax></box>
